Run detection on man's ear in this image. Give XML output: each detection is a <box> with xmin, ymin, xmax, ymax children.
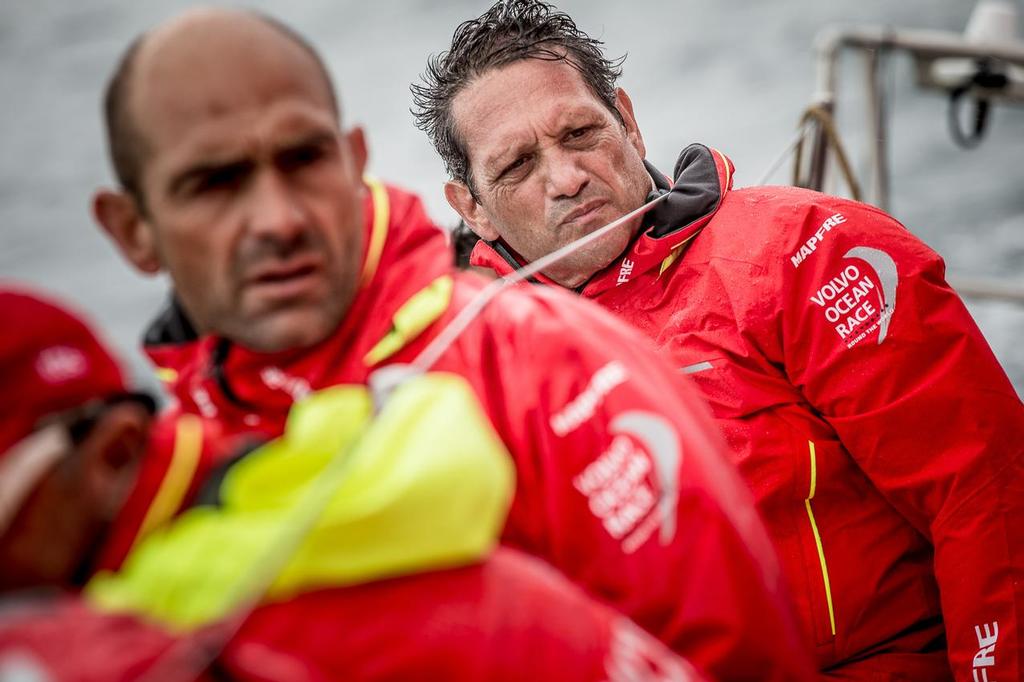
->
<box><xmin>444</xmin><ymin>181</ymin><xmax>499</xmax><ymax>242</ymax></box>
<box><xmin>92</xmin><ymin>190</ymin><xmax>161</xmax><ymax>274</ymax></box>
<box><xmin>345</xmin><ymin>126</ymin><xmax>369</xmax><ymax>178</ymax></box>
<box><xmin>78</xmin><ymin>403</ymin><xmax>151</xmax><ymax>520</ymax></box>
<box><xmin>614</xmin><ymin>88</ymin><xmax>646</xmax><ymax>160</ymax></box>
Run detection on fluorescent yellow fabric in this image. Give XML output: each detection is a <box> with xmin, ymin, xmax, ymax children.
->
<box><xmin>130</xmin><ymin>414</ymin><xmax>203</xmax><ymax>552</ymax></box>
<box><xmin>360</xmin><ymin>175</ymin><xmax>390</xmax><ymax>287</ymax></box>
<box><xmin>86</xmin><ymin>373</ymin><xmax>515</xmax><ymax>631</ymax></box>
<box><xmin>363</xmin><ymin>275</ymin><xmax>454</xmax><ymax>366</ymax></box>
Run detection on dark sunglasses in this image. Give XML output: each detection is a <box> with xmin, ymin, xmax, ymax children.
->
<box><xmin>34</xmin><ymin>392</ymin><xmax>157</xmax><ymax>446</ymax></box>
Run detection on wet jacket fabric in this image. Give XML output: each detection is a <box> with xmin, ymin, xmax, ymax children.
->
<box><xmin>139</xmin><ymin>179</ymin><xmax>813</xmax><ymax>681</ymax></box>
<box><xmin>1</xmin><ymin>376</ymin><xmax>700</xmax><ymax>682</ymax></box>
<box><xmin>0</xmin><ymin>550</ymin><xmax>704</xmax><ymax>682</ymax></box>
<box><xmin>471</xmin><ymin>145</ymin><xmax>1024</xmax><ymax>681</ymax></box>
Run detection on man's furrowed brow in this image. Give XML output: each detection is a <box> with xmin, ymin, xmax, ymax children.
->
<box><xmin>277</xmin><ymin>129</ymin><xmax>337</xmax><ymax>154</ymax></box>
<box><xmin>482</xmin><ymin>142</ymin><xmax>531</xmax><ymax>177</ymax></box>
<box><xmin>168</xmin><ymin>157</ymin><xmax>253</xmax><ymax>196</ymax></box>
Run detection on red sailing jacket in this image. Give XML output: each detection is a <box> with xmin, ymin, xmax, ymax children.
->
<box><xmin>0</xmin><ymin>549</ymin><xmax>703</xmax><ymax>682</ymax></box>
<box><xmin>472</xmin><ymin>144</ymin><xmax>1024</xmax><ymax>681</ymax></box>
<box><xmin>139</xmin><ymin>179</ymin><xmax>813</xmax><ymax>681</ymax></box>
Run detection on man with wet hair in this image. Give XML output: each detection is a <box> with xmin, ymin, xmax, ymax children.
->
<box><xmin>414</xmin><ymin>1</ymin><xmax>1024</xmax><ymax>679</ymax></box>
<box><xmin>90</xmin><ymin>7</ymin><xmax>811</xmax><ymax>680</ymax></box>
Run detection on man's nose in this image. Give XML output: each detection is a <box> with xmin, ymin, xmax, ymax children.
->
<box><xmin>545</xmin><ymin>150</ymin><xmax>589</xmax><ymax>200</ymax></box>
<box><xmin>247</xmin><ymin>169</ymin><xmax>306</xmax><ymax>245</ymax></box>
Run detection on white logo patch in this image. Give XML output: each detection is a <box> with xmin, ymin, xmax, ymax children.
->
<box><xmin>190</xmin><ymin>384</ymin><xmax>218</xmax><ymax>418</ymax></box>
<box><xmin>551</xmin><ymin>361</ymin><xmax>628</xmax><ymax>437</ymax></box>
<box><xmin>973</xmin><ymin>621</ymin><xmax>998</xmax><ymax>682</ymax></box>
<box><xmin>573</xmin><ymin>411</ymin><xmax>681</xmax><ymax>553</ymax></box>
<box><xmin>617</xmin><ymin>258</ymin><xmax>636</xmax><ymax>285</ymax></box>
<box><xmin>845</xmin><ymin>247</ymin><xmax>898</xmax><ymax>345</ymax></box>
<box><xmin>260</xmin><ymin>366</ymin><xmax>312</xmax><ymax>402</ymax></box>
<box><xmin>612</xmin><ymin>412</ymin><xmax>680</xmax><ymax>547</ymax></box>
<box><xmin>34</xmin><ymin>346</ymin><xmax>88</xmax><ymax>384</ymax></box>
<box><xmin>790</xmin><ymin>213</ymin><xmax>846</xmax><ymax>268</ymax></box>
<box><xmin>808</xmin><ymin>247</ymin><xmax>898</xmax><ymax>349</ymax></box>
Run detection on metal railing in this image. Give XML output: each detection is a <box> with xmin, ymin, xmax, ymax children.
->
<box><xmin>795</xmin><ymin>11</ymin><xmax>1024</xmax><ymax>304</ymax></box>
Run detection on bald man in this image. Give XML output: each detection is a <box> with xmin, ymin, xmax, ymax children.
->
<box><xmin>89</xmin><ymin>9</ymin><xmax>812</xmax><ymax>680</ymax></box>
<box><xmin>94</xmin><ymin>10</ymin><xmax>359</xmax><ymax>353</ymax></box>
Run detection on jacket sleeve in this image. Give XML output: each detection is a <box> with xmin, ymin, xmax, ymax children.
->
<box><xmin>780</xmin><ymin>199</ymin><xmax>1024</xmax><ymax>681</ymax></box>
<box><xmin>228</xmin><ymin>547</ymin><xmax>707</xmax><ymax>682</ymax></box>
<box><xmin>476</xmin><ymin>287</ymin><xmax>814</xmax><ymax>682</ymax></box>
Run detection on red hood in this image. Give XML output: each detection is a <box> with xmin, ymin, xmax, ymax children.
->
<box><xmin>142</xmin><ymin>179</ymin><xmax>452</xmax><ymax>435</ymax></box>
<box><xmin>470</xmin><ymin>144</ymin><xmax>734</xmax><ymax>296</ymax></box>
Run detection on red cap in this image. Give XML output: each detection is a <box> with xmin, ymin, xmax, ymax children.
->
<box><xmin>0</xmin><ymin>286</ymin><xmax>130</xmax><ymax>456</ymax></box>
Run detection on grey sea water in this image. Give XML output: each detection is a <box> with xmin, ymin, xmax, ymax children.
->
<box><xmin>1</xmin><ymin>0</ymin><xmax>1021</xmax><ymax>393</ymax></box>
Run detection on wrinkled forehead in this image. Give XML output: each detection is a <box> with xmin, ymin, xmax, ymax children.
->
<box><xmin>453</xmin><ymin>58</ymin><xmax>609</xmax><ymax>159</ymax></box>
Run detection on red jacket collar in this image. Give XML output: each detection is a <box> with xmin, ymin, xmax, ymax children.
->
<box><xmin>143</xmin><ymin>181</ymin><xmax>452</xmax><ymax>431</ymax></box>
<box><xmin>468</xmin><ymin>240</ymin><xmax>561</xmax><ymax>286</ymax></box>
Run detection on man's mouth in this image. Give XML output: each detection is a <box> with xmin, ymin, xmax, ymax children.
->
<box><xmin>245</xmin><ymin>258</ymin><xmax>324</xmax><ymax>299</ymax></box>
<box><xmin>560</xmin><ymin>199</ymin><xmax>608</xmax><ymax>227</ymax></box>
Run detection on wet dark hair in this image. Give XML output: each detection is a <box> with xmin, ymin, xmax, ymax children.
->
<box><xmin>411</xmin><ymin>0</ymin><xmax>624</xmax><ymax>196</ymax></box>
<box><xmin>102</xmin><ymin>11</ymin><xmax>338</xmax><ymax>210</ymax></box>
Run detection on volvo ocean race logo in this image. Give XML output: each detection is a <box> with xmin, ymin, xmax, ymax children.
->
<box><xmin>572</xmin><ymin>410</ymin><xmax>680</xmax><ymax>554</ymax></box>
<box><xmin>611</xmin><ymin>412</ymin><xmax>680</xmax><ymax>547</ymax></box>
<box><xmin>808</xmin><ymin>246</ymin><xmax>898</xmax><ymax>349</ymax></box>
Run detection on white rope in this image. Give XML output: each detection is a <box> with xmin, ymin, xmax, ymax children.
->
<box><xmin>410</xmin><ymin>191</ymin><xmax>673</xmax><ymax>373</ymax></box>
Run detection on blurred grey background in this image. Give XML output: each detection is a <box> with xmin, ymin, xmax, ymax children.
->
<box><xmin>1</xmin><ymin>0</ymin><xmax>1022</xmax><ymax>393</ymax></box>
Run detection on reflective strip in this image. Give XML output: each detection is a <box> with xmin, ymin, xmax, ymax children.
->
<box><xmin>130</xmin><ymin>414</ymin><xmax>203</xmax><ymax>549</ymax></box>
<box><xmin>154</xmin><ymin>367</ymin><xmax>178</xmax><ymax>383</ymax></box>
<box><xmin>712</xmin><ymin>147</ymin><xmax>732</xmax><ymax>190</ymax></box>
<box><xmin>804</xmin><ymin>440</ymin><xmax>836</xmax><ymax>637</ymax></box>
<box><xmin>659</xmin><ymin>249</ymin><xmax>681</xmax><ymax>278</ymax></box>
<box><xmin>680</xmin><ymin>361</ymin><xmax>713</xmax><ymax>374</ymax></box>
<box><xmin>360</xmin><ymin>176</ymin><xmax>390</xmax><ymax>287</ymax></box>
<box><xmin>657</xmin><ymin>230</ymin><xmax>701</xmax><ymax>280</ymax></box>
<box><xmin>363</xmin><ymin>275</ymin><xmax>454</xmax><ymax>366</ymax></box>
